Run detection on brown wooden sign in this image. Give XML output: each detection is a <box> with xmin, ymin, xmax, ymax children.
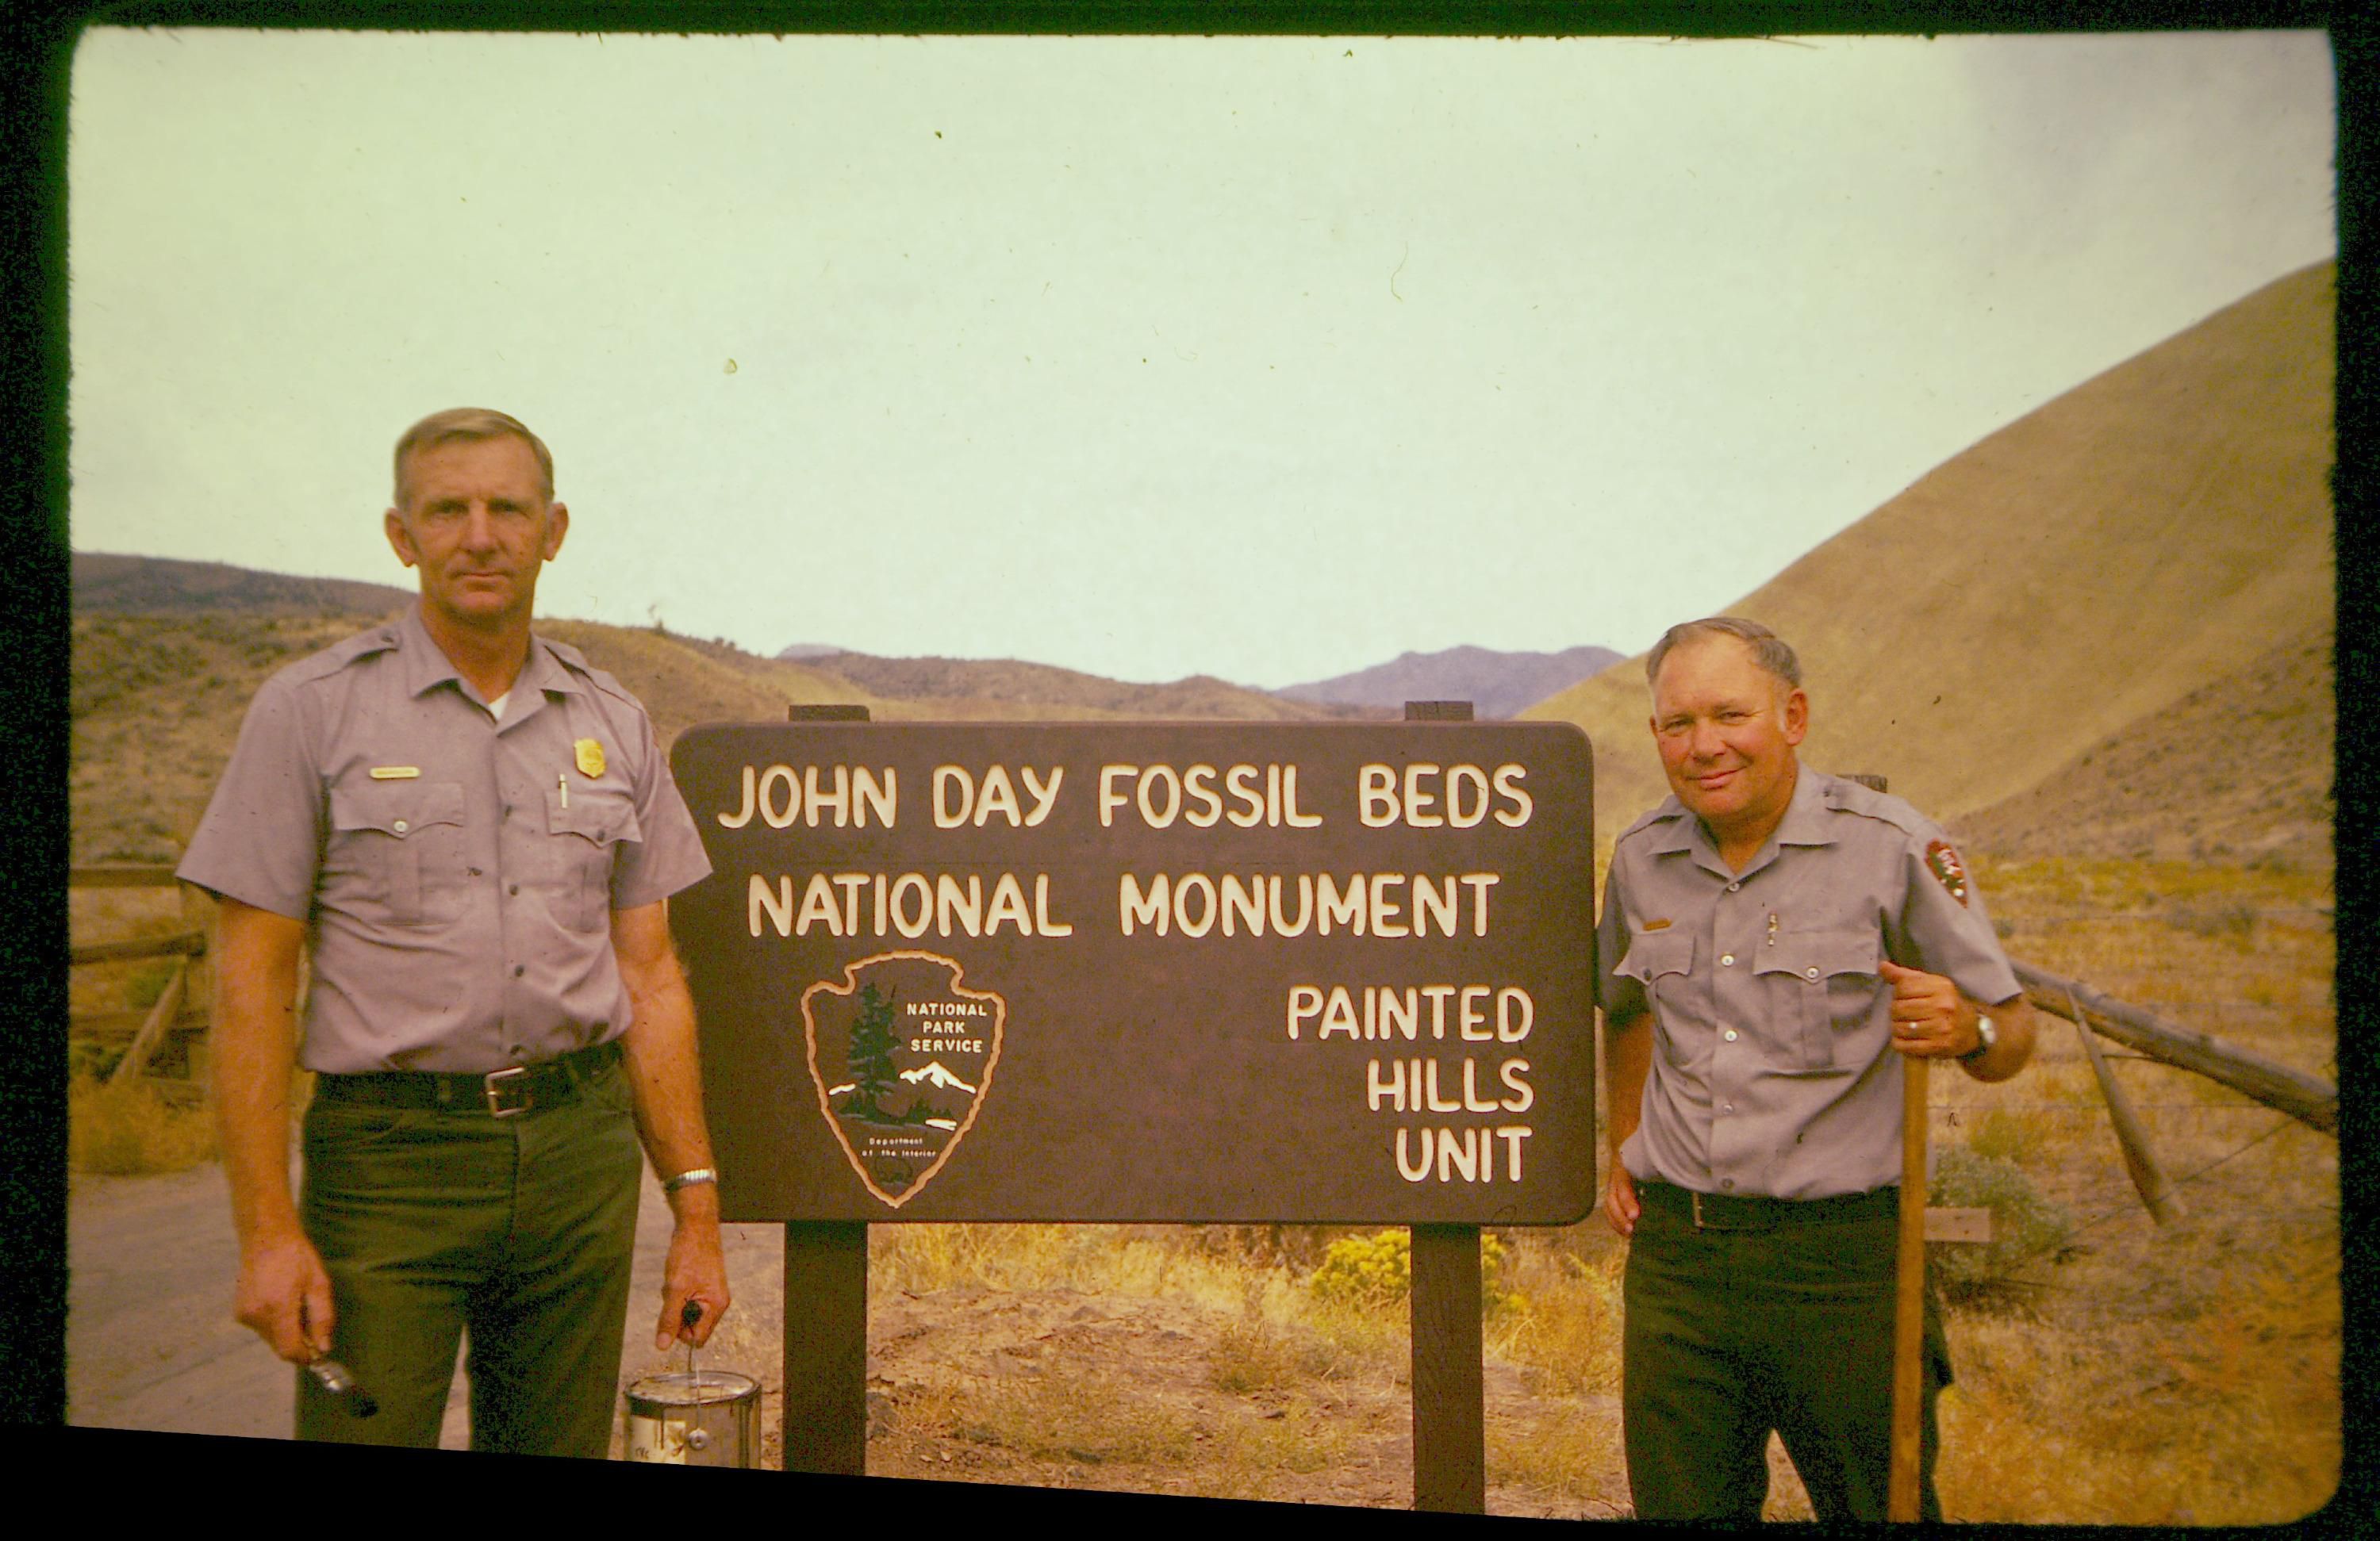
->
<box><xmin>669</xmin><ymin>721</ymin><xmax>1595</xmax><ymax>1224</ymax></box>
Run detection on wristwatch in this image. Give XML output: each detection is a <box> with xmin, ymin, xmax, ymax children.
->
<box><xmin>1960</xmin><ymin>1015</ymin><xmax>1998</xmax><ymax>1063</ymax></box>
<box><xmin>663</xmin><ymin>1167</ymin><xmax>718</xmax><ymax>1194</ymax></box>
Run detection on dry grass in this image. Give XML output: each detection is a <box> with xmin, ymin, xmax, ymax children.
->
<box><xmin>68</xmin><ymin>1075</ymin><xmax>216</xmax><ymax>1175</ymax></box>
<box><xmin>1488</xmin><ymin>1231</ymin><xmax>1626</xmax><ymax>1397</ymax></box>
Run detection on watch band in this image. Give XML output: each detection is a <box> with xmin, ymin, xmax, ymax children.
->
<box><xmin>1960</xmin><ymin>1015</ymin><xmax>1998</xmax><ymax>1063</ymax></box>
<box><xmin>662</xmin><ymin>1167</ymin><xmax>718</xmax><ymax>1194</ymax></box>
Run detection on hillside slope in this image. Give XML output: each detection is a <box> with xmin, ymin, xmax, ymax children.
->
<box><xmin>71</xmin><ymin>552</ymin><xmax>414</xmax><ymax>616</ymax></box>
<box><xmin>1524</xmin><ymin>262</ymin><xmax>2335</xmax><ymax>841</ymax></box>
<box><xmin>1277</xmin><ymin>643</ymin><xmax>1624</xmax><ymax>719</ymax></box>
<box><xmin>1948</xmin><ymin>627</ymin><xmax>2332</xmax><ymax>867</ymax></box>
<box><xmin>799</xmin><ymin>652</ymin><xmax>1365</xmax><ymax>723</ymax></box>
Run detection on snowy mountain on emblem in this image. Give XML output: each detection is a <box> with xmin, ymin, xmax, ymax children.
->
<box><xmin>900</xmin><ymin>1061</ymin><xmax>978</xmax><ymax>1094</ymax></box>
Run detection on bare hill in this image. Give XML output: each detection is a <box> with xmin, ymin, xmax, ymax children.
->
<box><xmin>1948</xmin><ymin>627</ymin><xmax>2333</xmax><ymax>868</ymax></box>
<box><xmin>1524</xmin><ymin>261</ymin><xmax>2335</xmax><ymax>845</ymax></box>
<box><xmin>1277</xmin><ymin>643</ymin><xmax>1625</xmax><ymax>719</ymax></box>
<box><xmin>797</xmin><ymin>652</ymin><xmax>1368</xmax><ymax>723</ymax></box>
<box><xmin>71</xmin><ymin>552</ymin><xmax>413</xmax><ymax>617</ymax></box>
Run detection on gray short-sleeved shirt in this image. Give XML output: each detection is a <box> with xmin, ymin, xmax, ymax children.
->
<box><xmin>178</xmin><ymin>603</ymin><xmax>712</xmax><ymax>1074</ymax></box>
<box><xmin>1595</xmin><ymin>767</ymin><xmax>2021</xmax><ymax>1199</ymax></box>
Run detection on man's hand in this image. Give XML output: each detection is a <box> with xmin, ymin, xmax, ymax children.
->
<box><xmin>236</xmin><ymin>1231</ymin><xmax>336</xmax><ymax>1364</ymax></box>
<box><xmin>1879</xmin><ymin>959</ymin><xmax>1979</xmax><ymax>1058</ymax></box>
<box><xmin>654</xmin><ymin>1198</ymin><xmax>731</xmax><ymax>1351</ymax></box>
<box><xmin>1604</xmin><ymin>1162</ymin><xmax>1641</xmax><ymax>1237</ymax></box>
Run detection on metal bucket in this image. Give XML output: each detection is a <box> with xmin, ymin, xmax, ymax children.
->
<box><xmin>624</xmin><ymin>1370</ymin><xmax>761</xmax><ymax>1466</ymax></box>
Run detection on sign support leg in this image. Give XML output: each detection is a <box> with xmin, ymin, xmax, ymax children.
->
<box><xmin>777</xmin><ymin>704</ymin><xmax>876</xmax><ymax>1476</ymax></box>
<box><xmin>781</xmin><ymin>1220</ymin><xmax>868</xmax><ymax>1474</ymax></box>
<box><xmin>1411</xmin><ymin>1221</ymin><xmax>1487</xmax><ymax>1512</ymax></box>
<box><xmin>1399</xmin><ymin>700</ymin><xmax>1486</xmax><ymax>1512</ymax></box>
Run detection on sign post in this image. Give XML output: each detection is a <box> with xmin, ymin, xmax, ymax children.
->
<box><xmin>1403</xmin><ymin>700</ymin><xmax>1484</xmax><ymax>1514</ymax></box>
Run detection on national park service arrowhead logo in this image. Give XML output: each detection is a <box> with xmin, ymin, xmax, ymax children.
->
<box><xmin>1925</xmin><ymin>839</ymin><xmax>1970</xmax><ymax>906</ymax></box>
<box><xmin>800</xmin><ymin>951</ymin><xmax>1005</xmax><ymax>1209</ymax></box>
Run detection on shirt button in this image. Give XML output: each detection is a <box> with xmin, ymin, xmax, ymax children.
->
<box><xmin>1727</xmin><ymin>881</ymin><xmax>1741</xmax><ymax>892</ymax></box>
<box><xmin>512</xmin><ymin>964</ymin><xmax>525</xmax><ymax>978</ymax></box>
<box><xmin>1722</xmin><ymin>1102</ymin><xmax>1734</xmax><ymax>1114</ymax></box>
<box><xmin>1721</xmin><ymin>1178</ymin><xmax>1736</xmax><ymax>1190</ymax></box>
<box><xmin>469</xmin><ymin>867</ymin><xmax>482</xmax><ymax>878</ymax></box>
<box><xmin>393</xmin><ymin>819</ymin><xmax>409</xmax><ymax>834</ymax></box>
<box><xmin>509</xmin><ymin>884</ymin><xmax>520</xmax><ymax>895</ymax></box>
<box><xmin>1721</xmin><ymin>953</ymin><xmax>1735</xmax><ymax>967</ymax></box>
<box><xmin>502</xmin><ymin>804</ymin><xmax>512</xmax><ymax>819</ymax></box>
<box><xmin>1806</xmin><ymin>966</ymin><xmax>1821</xmax><ymax>979</ymax></box>
<box><xmin>1723</xmin><ymin>1029</ymin><xmax>1738</xmax><ymax>1042</ymax></box>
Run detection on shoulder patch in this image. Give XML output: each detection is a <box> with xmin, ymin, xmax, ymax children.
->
<box><xmin>1924</xmin><ymin>839</ymin><xmax>1970</xmax><ymax>906</ymax></box>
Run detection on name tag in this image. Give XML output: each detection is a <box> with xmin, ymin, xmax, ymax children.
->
<box><xmin>369</xmin><ymin>766</ymin><xmax>422</xmax><ymax>780</ymax></box>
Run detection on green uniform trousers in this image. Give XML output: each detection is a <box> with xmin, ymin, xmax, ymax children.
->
<box><xmin>1621</xmin><ymin>1180</ymin><xmax>1952</xmax><ymax>1523</ymax></box>
<box><xmin>294</xmin><ymin>1058</ymin><xmax>643</xmax><ymax>1455</ymax></box>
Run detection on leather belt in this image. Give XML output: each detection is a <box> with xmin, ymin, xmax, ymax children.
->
<box><xmin>314</xmin><ymin>1039</ymin><xmax>623</xmax><ymax>1118</ymax></box>
<box><xmin>1637</xmin><ymin>1179</ymin><xmax>1902</xmax><ymax>1231</ymax></box>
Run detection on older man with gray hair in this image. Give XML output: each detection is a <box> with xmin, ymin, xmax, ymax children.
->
<box><xmin>1597</xmin><ymin>615</ymin><xmax>2036</xmax><ymax>1521</ymax></box>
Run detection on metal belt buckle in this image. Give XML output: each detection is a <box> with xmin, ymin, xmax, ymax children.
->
<box><xmin>1691</xmin><ymin>1191</ymin><xmax>1705</xmax><ymax>1230</ymax></box>
<box><xmin>484</xmin><ymin>1065</ymin><xmax>534</xmax><ymax>1117</ymax></box>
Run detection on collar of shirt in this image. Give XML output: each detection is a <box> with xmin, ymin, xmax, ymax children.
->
<box><xmin>394</xmin><ymin>602</ymin><xmax>583</xmax><ymax>723</ymax></box>
<box><xmin>1644</xmin><ymin>766</ymin><xmax>1841</xmax><ymax>884</ymax></box>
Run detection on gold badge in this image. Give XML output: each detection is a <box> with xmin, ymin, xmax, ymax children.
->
<box><xmin>574</xmin><ymin>738</ymin><xmax>605</xmax><ymax>778</ymax></box>
<box><xmin>369</xmin><ymin>766</ymin><xmax>421</xmax><ymax>780</ymax></box>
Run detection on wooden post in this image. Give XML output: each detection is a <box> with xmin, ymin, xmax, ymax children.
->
<box><xmin>2068</xmin><ymin>986</ymin><xmax>2183</xmax><ymax>1224</ymax></box>
<box><xmin>1860</xmin><ymin>770</ymin><xmax>1925</xmax><ymax>1522</ymax></box>
<box><xmin>781</xmin><ymin>1220</ymin><xmax>868</xmax><ymax>1474</ymax></box>
<box><xmin>1403</xmin><ymin>700</ymin><xmax>1485</xmax><ymax>1513</ymax></box>
<box><xmin>107</xmin><ymin>957</ymin><xmax>186</xmax><ymax>1087</ymax></box>
<box><xmin>781</xmin><ymin>702</ymin><xmax>873</xmax><ymax>1474</ymax></box>
<box><xmin>1890</xmin><ymin>1054</ymin><xmax>1929</xmax><ymax>1522</ymax></box>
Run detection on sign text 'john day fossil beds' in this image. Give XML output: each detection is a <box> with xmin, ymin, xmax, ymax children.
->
<box><xmin>669</xmin><ymin>722</ymin><xmax>1595</xmax><ymax>1224</ymax></box>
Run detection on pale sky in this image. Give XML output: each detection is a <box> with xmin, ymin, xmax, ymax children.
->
<box><xmin>67</xmin><ymin>29</ymin><xmax>2335</xmax><ymax>688</ymax></box>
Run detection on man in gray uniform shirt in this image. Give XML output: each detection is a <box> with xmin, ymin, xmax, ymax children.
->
<box><xmin>1597</xmin><ymin>616</ymin><xmax>2037</xmax><ymax>1522</ymax></box>
<box><xmin>179</xmin><ymin>408</ymin><xmax>730</xmax><ymax>1454</ymax></box>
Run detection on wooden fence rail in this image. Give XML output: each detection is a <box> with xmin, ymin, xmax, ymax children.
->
<box><xmin>68</xmin><ymin>864</ymin><xmax>186</xmax><ymax>889</ymax></box>
<box><xmin>68</xmin><ymin>864</ymin><xmax>212</xmax><ymax>1088</ymax></box>
<box><xmin>70</xmin><ymin>929</ymin><xmax>206</xmax><ymax>968</ymax></box>
<box><xmin>2010</xmin><ymin>960</ymin><xmax>2336</xmax><ymax>1135</ymax></box>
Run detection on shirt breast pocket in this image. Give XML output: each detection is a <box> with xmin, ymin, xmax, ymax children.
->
<box><xmin>545</xmin><ymin>787</ymin><xmax>642</xmax><ymax>931</ymax></box>
<box><xmin>326</xmin><ymin>781</ymin><xmax>467</xmax><ymax>927</ymax></box>
<box><xmin>1756</xmin><ymin>930</ymin><xmax>1879</xmax><ymax>1070</ymax></box>
<box><xmin>1614</xmin><ymin>930</ymin><xmax>1697</xmax><ymax>1058</ymax></box>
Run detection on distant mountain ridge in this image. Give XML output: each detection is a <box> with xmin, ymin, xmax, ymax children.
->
<box><xmin>780</xmin><ymin>649</ymin><xmax>1380</xmax><ymax>722</ymax></box>
<box><xmin>73</xmin><ymin>552</ymin><xmax>413</xmax><ymax>616</ymax></box>
<box><xmin>1276</xmin><ymin>644</ymin><xmax>1626</xmax><ymax>719</ymax></box>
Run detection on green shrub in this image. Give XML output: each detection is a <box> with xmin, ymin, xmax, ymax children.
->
<box><xmin>1929</xmin><ymin>1144</ymin><xmax>2075</xmax><ymax>1310</ymax></box>
<box><xmin>1307</xmin><ymin>1228</ymin><xmax>1522</xmax><ymax>1317</ymax></box>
